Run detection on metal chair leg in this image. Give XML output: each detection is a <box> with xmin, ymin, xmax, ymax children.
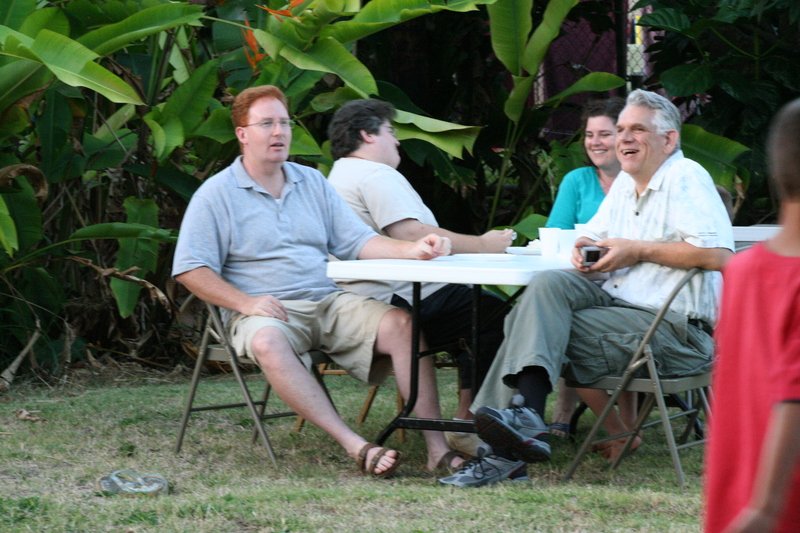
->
<box><xmin>175</xmin><ymin>322</ymin><xmax>213</xmax><ymax>454</ymax></box>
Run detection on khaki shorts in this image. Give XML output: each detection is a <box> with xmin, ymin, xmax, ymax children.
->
<box><xmin>228</xmin><ymin>291</ymin><xmax>396</xmax><ymax>385</ymax></box>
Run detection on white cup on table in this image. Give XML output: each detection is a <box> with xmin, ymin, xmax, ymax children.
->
<box><xmin>538</xmin><ymin>227</ymin><xmax>560</xmax><ymax>256</ymax></box>
<box><xmin>559</xmin><ymin>229</ymin><xmax>579</xmax><ymax>256</ymax></box>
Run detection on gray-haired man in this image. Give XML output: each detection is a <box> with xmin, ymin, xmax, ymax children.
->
<box><xmin>441</xmin><ymin>89</ymin><xmax>735</xmax><ymax>487</ymax></box>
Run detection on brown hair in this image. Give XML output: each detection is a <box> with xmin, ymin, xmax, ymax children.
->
<box><xmin>768</xmin><ymin>98</ymin><xmax>800</xmax><ymax>201</ymax></box>
<box><xmin>328</xmin><ymin>99</ymin><xmax>396</xmax><ymax>160</ymax></box>
<box><xmin>580</xmin><ymin>97</ymin><xmax>626</xmax><ymax>131</ymax></box>
<box><xmin>230</xmin><ymin>85</ymin><xmax>289</xmax><ymax>128</ymax></box>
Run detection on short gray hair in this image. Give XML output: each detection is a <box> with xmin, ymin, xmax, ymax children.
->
<box><xmin>626</xmin><ymin>89</ymin><xmax>682</xmax><ymax>151</ymax></box>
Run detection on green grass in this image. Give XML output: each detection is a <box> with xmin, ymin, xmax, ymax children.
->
<box><xmin>0</xmin><ymin>364</ymin><xmax>704</xmax><ymax>532</ymax></box>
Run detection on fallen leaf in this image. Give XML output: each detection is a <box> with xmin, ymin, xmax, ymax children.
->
<box><xmin>14</xmin><ymin>409</ymin><xmax>48</xmax><ymax>422</ymax></box>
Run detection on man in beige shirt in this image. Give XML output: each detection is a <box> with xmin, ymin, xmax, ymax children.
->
<box><xmin>327</xmin><ymin>99</ymin><xmax>514</xmax><ymax>456</ymax></box>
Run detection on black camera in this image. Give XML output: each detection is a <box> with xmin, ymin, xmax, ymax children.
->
<box><xmin>581</xmin><ymin>246</ymin><xmax>608</xmax><ymax>265</ymax></box>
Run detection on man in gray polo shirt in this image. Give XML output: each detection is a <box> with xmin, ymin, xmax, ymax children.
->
<box><xmin>172</xmin><ymin>85</ymin><xmax>466</xmax><ymax>477</ymax></box>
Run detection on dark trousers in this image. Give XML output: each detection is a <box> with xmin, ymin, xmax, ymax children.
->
<box><xmin>391</xmin><ymin>284</ymin><xmax>508</xmax><ymax>390</ymax></box>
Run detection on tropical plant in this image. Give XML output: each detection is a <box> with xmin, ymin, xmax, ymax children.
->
<box><xmin>1</xmin><ymin>0</ymin><xmax>594</xmax><ymax>377</ymax></box>
<box><xmin>634</xmin><ymin>0</ymin><xmax>800</xmax><ymax>222</ymax></box>
<box><xmin>0</xmin><ymin>0</ymin><xmax>210</xmax><ymax>376</ymax></box>
<box><xmin>480</xmin><ymin>0</ymin><xmax>624</xmax><ymax>241</ymax></box>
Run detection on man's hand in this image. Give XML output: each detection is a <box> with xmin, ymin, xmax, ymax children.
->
<box><xmin>409</xmin><ymin>233</ymin><xmax>451</xmax><ymax>259</ymax></box>
<box><xmin>587</xmin><ymin>238</ymin><xmax>642</xmax><ymax>272</ymax></box>
<box><xmin>479</xmin><ymin>228</ymin><xmax>515</xmax><ymax>253</ymax></box>
<box><xmin>571</xmin><ymin>236</ymin><xmax>599</xmax><ymax>270</ymax></box>
<box><xmin>572</xmin><ymin>237</ymin><xmax>642</xmax><ymax>273</ymax></box>
<box><xmin>240</xmin><ymin>294</ymin><xmax>288</xmax><ymax>321</ymax></box>
<box><xmin>573</xmin><ymin>236</ymin><xmax>733</xmax><ymax>273</ymax></box>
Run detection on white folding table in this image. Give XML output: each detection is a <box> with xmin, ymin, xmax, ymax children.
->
<box><xmin>327</xmin><ymin>253</ymin><xmax>573</xmax><ymax>444</ymax></box>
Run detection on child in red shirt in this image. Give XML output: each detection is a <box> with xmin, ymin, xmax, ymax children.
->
<box><xmin>704</xmin><ymin>98</ymin><xmax>800</xmax><ymax>533</ymax></box>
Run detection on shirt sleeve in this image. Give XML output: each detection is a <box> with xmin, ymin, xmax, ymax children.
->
<box><xmin>583</xmin><ymin>176</ymin><xmax>624</xmax><ymax>240</ymax></box>
<box><xmin>323</xmin><ymin>177</ymin><xmax>378</xmax><ymax>261</ymax></box>
<box><xmin>359</xmin><ymin>167</ymin><xmax>435</xmax><ymax>231</ymax></box>
<box><xmin>667</xmin><ymin>163</ymin><xmax>734</xmax><ymax>251</ymax></box>
<box><xmin>172</xmin><ymin>190</ymin><xmax>229</xmax><ymax>278</ymax></box>
<box><xmin>778</xmin><ymin>295</ymin><xmax>800</xmax><ymax>401</ymax></box>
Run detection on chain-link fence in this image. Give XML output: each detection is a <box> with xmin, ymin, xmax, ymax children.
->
<box><xmin>539</xmin><ymin>1</ymin><xmax>651</xmax><ymax>141</ymax></box>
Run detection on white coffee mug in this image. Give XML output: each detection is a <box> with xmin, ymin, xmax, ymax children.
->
<box><xmin>538</xmin><ymin>227</ymin><xmax>560</xmax><ymax>256</ymax></box>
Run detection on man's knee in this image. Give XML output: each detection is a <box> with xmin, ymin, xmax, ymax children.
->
<box><xmin>528</xmin><ymin>268</ymin><xmax>575</xmax><ymax>292</ymax></box>
<box><xmin>374</xmin><ymin>308</ymin><xmax>412</xmax><ymax>356</ymax></box>
<box><xmin>250</xmin><ymin>326</ymin><xmax>293</xmax><ymax>369</ymax></box>
<box><xmin>379</xmin><ymin>307</ymin><xmax>412</xmax><ymax>334</ymax></box>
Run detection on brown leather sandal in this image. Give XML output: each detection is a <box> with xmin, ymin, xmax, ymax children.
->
<box><xmin>434</xmin><ymin>449</ymin><xmax>468</xmax><ymax>474</ymax></box>
<box><xmin>357</xmin><ymin>442</ymin><xmax>403</xmax><ymax>478</ymax></box>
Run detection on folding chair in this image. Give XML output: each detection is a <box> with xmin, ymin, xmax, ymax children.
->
<box><xmin>562</xmin><ymin>267</ymin><xmax>710</xmax><ymax>487</ymax></box>
<box><xmin>174</xmin><ymin>299</ymin><xmax>336</xmax><ymax>464</ymax></box>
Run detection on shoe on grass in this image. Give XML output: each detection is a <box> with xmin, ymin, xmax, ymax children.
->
<box><xmin>97</xmin><ymin>470</ymin><xmax>168</xmax><ymax>496</ymax></box>
<box><xmin>438</xmin><ymin>444</ymin><xmax>528</xmax><ymax>488</ymax></box>
<box><xmin>475</xmin><ymin>394</ymin><xmax>551</xmax><ymax>463</ymax></box>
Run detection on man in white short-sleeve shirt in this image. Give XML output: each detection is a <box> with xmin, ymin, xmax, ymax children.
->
<box><xmin>327</xmin><ymin>99</ymin><xmax>515</xmax><ymax>456</ymax></box>
<box><xmin>172</xmin><ymin>86</ymin><xmax>467</xmax><ymax>477</ymax></box>
<box><xmin>441</xmin><ymin>90</ymin><xmax>735</xmax><ymax>488</ymax></box>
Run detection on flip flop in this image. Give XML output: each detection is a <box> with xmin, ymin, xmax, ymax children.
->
<box><xmin>97</xmin><ymin>470</ymin><xmax>168</xmax><ymax>496</ymax></box>
<box><xmin>549</xmin><ymin>422</ymin><xmax>572</xmax><ymax>439</ymax></box>
<box><xmin>357</xmin><ymin>443</ymin><xmax>403</xmax><ymax>479</ymax></box>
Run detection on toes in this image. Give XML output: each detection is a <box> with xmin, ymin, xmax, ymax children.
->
<box><xmin>449</xmin><ymin>455</ymin><xmax>467</xmax><ymax>470</ymax></box>
<box><xmin>368</xmin><ymin>447</ymin><xmax>398</xmax><ymax>475</ymax></box>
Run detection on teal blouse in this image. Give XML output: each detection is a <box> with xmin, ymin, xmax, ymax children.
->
<box><xmin>546</xmin><ymin>166</ymin><xmax>606</xmax><ymax>229</ymax></box>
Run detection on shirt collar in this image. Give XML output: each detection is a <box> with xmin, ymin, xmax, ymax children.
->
<box><xmin>231</xmin><ymin>156</ymin><xmax>304</xmax><ymax>193</ymax></box>
<box><xmin>620</xmin><ymin>149</ymin><xmax>684</xmax><ymax>200</ymax></box>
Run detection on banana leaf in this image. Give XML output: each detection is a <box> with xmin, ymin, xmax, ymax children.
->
<box><xmin>110</xmin><ymin>198</ymin><xmax>160</xmax><ymax>318</ymax></box>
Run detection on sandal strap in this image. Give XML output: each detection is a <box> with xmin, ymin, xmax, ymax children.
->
<box><xmin>357</xmin><ymin>442</ymin><xmax>379</xmax><ymax>472</ymax></box>
<box><xmin>368</xmin><ymin>447</ymin><xmax>389</xmax><ymax>475</ymax></box>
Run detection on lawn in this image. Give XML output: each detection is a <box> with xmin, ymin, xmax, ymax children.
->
<box><xmin>0</xmin><ymin>362</ymin><xmax>705</xmax><ymax>532</ymax></box>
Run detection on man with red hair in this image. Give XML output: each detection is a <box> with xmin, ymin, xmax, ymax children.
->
<box><xmin>173</xmin><ymin>86</ymin><xmax>465</xmax><ymax>477</ymax></box>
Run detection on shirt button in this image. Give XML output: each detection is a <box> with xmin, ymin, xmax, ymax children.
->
<box><xmin>635</xmin><ymin>211</ymin><xmax>639</xmax><ymax>216</ymax></box>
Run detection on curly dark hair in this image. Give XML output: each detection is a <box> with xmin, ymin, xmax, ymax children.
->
<box><xmin>328</xmin><ymin>99</ymin><xmax>396</xmax><ymax>160</ymax></box>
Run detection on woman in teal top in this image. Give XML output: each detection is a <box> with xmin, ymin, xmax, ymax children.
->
<box><xmin>547</xmin><ymin>97</ymin><xmax>626</xmax><ymax>439</ymax></box>
<box><xmin>545</xmin><ymin>97</ymin><xmax>625</xmax><ymax>229</ymax></box>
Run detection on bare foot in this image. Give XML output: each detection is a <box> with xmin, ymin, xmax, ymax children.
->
<box><xmin>426</xmin><ymin>450</ymin><xmax>467</xmax><ymax>472</ymax></box>
<box><xmin>591</xmin><ymin>434</ymin><xmax>642</xmax><ymax>462</ymax></box>
<box><xmin>355</xmin><ymin>443</ymin><xmax>402</xmax><ymax>477</ymax></box>
<box><xmin>549</xmin><ymin>421</ymin><xmax>571</xmax><ymax>439</ymax></box>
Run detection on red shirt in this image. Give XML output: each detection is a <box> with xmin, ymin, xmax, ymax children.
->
<box><xmin>705</xmin><ymin>243</ymin><xmax>800</xmax><ymax>532</ymax></box>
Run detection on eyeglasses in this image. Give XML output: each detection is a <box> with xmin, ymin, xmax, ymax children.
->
<box><xmin>242</xmin><ymin>119</ymin><xmax>296</xmax><ymax>130</ymax></box>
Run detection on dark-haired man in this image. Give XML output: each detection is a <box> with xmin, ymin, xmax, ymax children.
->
<box><xmin>327</xmin><ymin>99</ymin><xmax>513</xmax><ymax>457</ymax></box>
